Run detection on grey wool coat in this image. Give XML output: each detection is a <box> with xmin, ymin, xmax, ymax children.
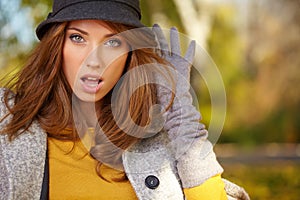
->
<box><xmin>0</xmin><ymin>88</ymin><xmax>250</xmax><ymax>200</ymax></box>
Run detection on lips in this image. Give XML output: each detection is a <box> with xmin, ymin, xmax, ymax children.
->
<box><xmin>81</xmin><ymin>77</ymin><xmax>102</xmax><ymax>86</ymax></box>
<box><xmin>80</xmin><ymin>74</ymin><xmax>103</xmax><ymax>93</ymax></box>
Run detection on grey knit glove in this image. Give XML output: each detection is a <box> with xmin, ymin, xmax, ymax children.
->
<box><xmin>152</xmin><ymin>24</ymin><xmax>224</xmax><ymax>188</ymax></box>
<box><xmin>152</xmin><ymin>24</ymin><xmax>207</xmax><ymax>158</ymax></box>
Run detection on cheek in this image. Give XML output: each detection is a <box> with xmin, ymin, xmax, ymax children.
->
<box><xmin>112</xmin><ymin>54</ymin><xmax>128</xmax><ymax>77</ymax></box>
<box><xmin>62</xmin><ymin>45</ymin><xmax>82</xmax><ymax>87</ymax></box>
<box><xmin>103</xmin><ymin>54</ymin><xmax>128</xmax><ymax>85</ymax></box>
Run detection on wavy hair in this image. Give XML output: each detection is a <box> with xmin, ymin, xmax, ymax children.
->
<box><xmin>1</xmin><ymin>22</ymin><xmax>72</xmax><ymax>139</ymax></box>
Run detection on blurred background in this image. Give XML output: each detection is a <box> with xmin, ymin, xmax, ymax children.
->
<box><xmin>0</xmin><ymin>0</ymin><xmax>299</xmax><ymax>199</ymax></box>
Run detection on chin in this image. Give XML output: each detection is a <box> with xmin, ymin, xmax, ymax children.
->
<box><xmin>73</xmin><ymin>91</ymin><xmax>103</xmax><ymax>103</ymax></box>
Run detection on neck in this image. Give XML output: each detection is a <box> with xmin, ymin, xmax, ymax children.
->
<box><xmin>80</xmin><ymin>102</ymin><xmax>98</xmax><ymax>127</ymax></box>
<box><xmin>73</xmin><ymin>97</ymin><xmax>101</xmax><ymax>129</ymax></box>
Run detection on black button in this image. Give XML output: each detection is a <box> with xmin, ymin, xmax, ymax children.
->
<box><xmin>145</xmin><ymin>175</ymin><xmax>160</xmax><ymax>189</ymax></box>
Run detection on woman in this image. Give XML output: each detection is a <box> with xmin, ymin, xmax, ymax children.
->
<box><xmin>0</xmin><ymin>0</ymin><xmax>249</xmax><ymax>199</ymax></box>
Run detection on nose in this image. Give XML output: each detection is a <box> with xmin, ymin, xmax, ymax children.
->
<box><xmin>86</xmin><ymin>46</ymin><xmax>103</xmax><ymax>68</ymax></box>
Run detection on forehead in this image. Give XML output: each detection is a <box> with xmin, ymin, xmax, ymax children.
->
<box><xmin>67</xmin><ymin>20</ymin><xmax>116</xmax><ymax>33</ymax></box>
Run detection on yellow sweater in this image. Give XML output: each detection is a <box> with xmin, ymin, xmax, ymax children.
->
<box><xmin>48</xmin><ymin>132</ymin><xmax>226</xmax><ymax>200</ymax></box>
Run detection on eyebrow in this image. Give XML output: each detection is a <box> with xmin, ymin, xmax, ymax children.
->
<box><xmin>67</xmin><ymin>27</ymin><xmax>117</xmax><ymax>38</ymax></box>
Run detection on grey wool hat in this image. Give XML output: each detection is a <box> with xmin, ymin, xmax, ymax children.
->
<box><xmin>36</xmin><ymin>0</ymin><xmax>145</xmax><ymax>40</ymax></box>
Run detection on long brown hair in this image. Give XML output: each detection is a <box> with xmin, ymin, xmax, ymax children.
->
<box><xmin>1</xmin><ymin>21</ymin><xmax>173</xmax><ymax>175</ymax></box>
<box><xmin>1</xmin><ymin>22</ymin><xmax>72</xmax><ymax>140</ymax></box>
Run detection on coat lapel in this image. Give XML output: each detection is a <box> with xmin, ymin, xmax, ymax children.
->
<box><xmin>0</xmin><ymin>121</ymin><xmax>47</xmax><ymax>200</ymax></box>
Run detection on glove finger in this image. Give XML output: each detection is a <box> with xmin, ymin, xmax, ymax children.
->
<box><xmin>170</xmin><ymin>27</ymin><xmax>181</xmax><ymax>56</ymax></box>
<box><xmin>184</xmin><ymin>40</ymin><xmax>196</xmax><ymax>64</ymax></box>
<box><xmin>152</xmin><ymin>24</ymin><xmax>169</xmax><ymax>54</ymax></box>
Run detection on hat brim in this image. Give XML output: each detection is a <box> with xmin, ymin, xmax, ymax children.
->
<box><xmin>36</xmin><ymin>1</ymin><xmax>145</xmax><ymax>40</ymax></box>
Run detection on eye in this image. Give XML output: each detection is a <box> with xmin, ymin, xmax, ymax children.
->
<box><xmin>69</xmin><ymin>34</ymin><xmax>85</xmax><ymax>43</ymax></box>
<box><xmin>103</xmin><ymin>38</ymin><xmax>122</xmax><ymax>47</ymax></box>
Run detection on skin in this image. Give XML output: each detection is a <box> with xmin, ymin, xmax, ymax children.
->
<box><xmin>63</xmin><ymin>20</ymin><xmax>130</xmax><ymax>103</ymax></box>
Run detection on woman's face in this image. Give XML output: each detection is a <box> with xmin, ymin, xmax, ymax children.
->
<box><xmin>63</xmin><ymin>20</ymin><xmax>130</xmax><ymax>102</ymax></box>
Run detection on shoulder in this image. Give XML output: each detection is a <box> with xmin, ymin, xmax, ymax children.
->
<box><xmin>129</xmin><ymin>130</ymin><xmax>171</xmax><ymax>153</ymax></box>
<box><xmin>123</xmin><ymin>131</ymin><xmax>177</xmax><ymax>174</ymax></box>
<box><xmin>0</xmin><ymin>87</ymin><xmax>13</xmax><ymax>99</ymax></box>
<box><xmin>0</xmin><ymin>87</ymin><xmax>15</xmax><ymax>114</ymax></box>
<box><xmin>0</xmin><ymin>87</ymin><xmax>47</xmax><ymax>148</ymax></box>
<box><xmin>0</xmin><ymin>87</ymin><xmax>45</xmax><ymax>136</ymax></box>
<box><xmin>0</xmin><ymin>87</ymin><xmax>15</xmax><ymax>124</ymax></box>
<box><xmin>0</xmin><ymin>87</ymin><xmax>8</xmax><ymax>106</ymax></box>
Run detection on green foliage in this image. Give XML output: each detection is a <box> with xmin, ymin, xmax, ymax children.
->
<box><xmin>21</xmin><ymin>0</ymin><xmax>51</xmax><ymax>27</ymax></box>
<box><xmin>140</xmin><ymin>0</ymin><xmax>184</xmax><ymax>32</ymax></box>
<box><xmin>222</xmin><ymin>162</ymin><xmax>300</xmax><ymax>200</ymax></box>
<box><xmin>205</xmin><ymin>1</ymin><xmax>300</xmax><ymax>144</ymax></box>
<box><xmin>159</xmin><ymin>0</ymin><xmax>183</xmax><ymax>31</ymax></box>
<box><xmin>140</xmin><ymin>1</ymin><xmax>152</xmax><ymax>26</ymax></box>
<box><xmin>208</xmin><ymin>6</ymin><xmax>245</xmax><ymax>85</ymax></box>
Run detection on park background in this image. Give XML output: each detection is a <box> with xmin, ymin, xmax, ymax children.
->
<box><xmin>0</xmin><ymin>0</ymin><xmax>299</xmax><ymax>199</ymax></box>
